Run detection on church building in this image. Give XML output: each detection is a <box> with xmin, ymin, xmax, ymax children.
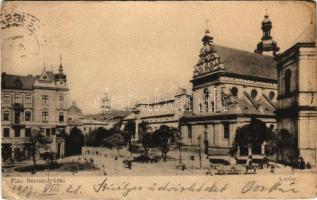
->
<box><xmin>180</xmin><ymin>14</ymin><xmax>279</xmax><ymax>155</ymax></box>
<box><xmin>275</xmin><ymin>22</ymin><xmax>317</xmax><ymax>165</ymax></box>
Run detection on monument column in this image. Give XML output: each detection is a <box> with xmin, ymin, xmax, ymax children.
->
<box><xmin>132</xmin><ymin>108</ymin><xmax>140</xmax><ymax>142</ymax></box>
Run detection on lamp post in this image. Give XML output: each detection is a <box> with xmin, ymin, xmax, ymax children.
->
<box><xmin>197</xmin><ymin>135</ymin><xmax>202</xmax><ymax>169</ymax></box>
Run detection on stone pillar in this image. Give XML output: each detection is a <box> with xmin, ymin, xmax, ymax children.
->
<box><xmin>134</xmin><ymin>118</ymin><xmax>139</xmax><ymax>142</ymax></box>
<box><xmin>229</xmin><ymin>123</ymin><xmax>235</xmax><ymax>147</ymax></box>
<box><xmin>132</xmin><ymin>111</ymin><xmax>140</xmax><ymax>142</ymax></box>
<box><xmin>248</xmin><ymin>144</ymin><xmax>252</xmax><ymax>156</ymax></box>
<box><xmin>261</xmin><ymin>141</ymin><xmax>267</xmax><ymax>155</ymax></box>
<box><xmin>51</xmin><ymin>135</ymin><xmax>57</xmax><ymax>153</ymax></box>
<box><xmin>237</xmin><ymin>146</ymin><xmax>240</xmax><ymax>156</ymax></box>
<box><xmin>60</xmin><ymin>143</ymin><xmax>65</xmax><ymax>158</ymax></box>
<box><xmin>11</xmin><ymin>145</ymin><xmax>15</xmax><ymax>159</ymax></box>
<box><xmin>20</xmin><ymin>128</ymin><xmax>25</xmax><ymax>138</ymax></box>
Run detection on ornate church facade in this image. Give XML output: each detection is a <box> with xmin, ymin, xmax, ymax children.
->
<box><xmin>180</xmin><ymin>15</ymin><xmax>279</xmax><ymax>155</ymax></box>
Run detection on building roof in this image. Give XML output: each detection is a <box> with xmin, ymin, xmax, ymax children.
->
<box><xmin>110</xmin><ymin>109</ymin><xmax>132</xmax><ymax>119</ymax></box>
<box><xmin>124</xmin><ymin>110</ymin><xmax>176</xmax><ymax>121</ymax></box>
<box><xmin>84</xmin><ymin>109</ymin><xmax>131</xmax><ymax>121</ymax></box>
<box><xmin>292</xmin><ymin>23</ymin><xmax>316</xmax><ymax>44</ymax></box>
<box><xmin>1</xmin><ymin>73</ymin><xmax>36</xmax><ymax>90</ymax></box>
<box><xmin>215</xmin><ymin>45</ymin><xmax>277</xmax><ymax>80</ymax></box>
<box><xmin>67</xmin><ymin>102</ymin><xmax>83</xmax><ymax>115</ymax></box>
<box><xmin>67</xmin><ymin>118</ymin><xmax>83</xmax><ymax>126</ymax></box>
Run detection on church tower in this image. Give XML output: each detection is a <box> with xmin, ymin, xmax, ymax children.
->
<box><xmin>55</xmin><ymin>55</ymin><xmax>67</xmax><ymax>89</ymax></box>
<box><xmin>255</xmin><ymin>13</ymin><xmax>280</xmax><ymax>56</ymax></box>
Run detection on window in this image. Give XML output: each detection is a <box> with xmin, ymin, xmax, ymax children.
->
<box><xmin>223</xmin><ymin>122</ymin><xmax>229</xmax><ymax>139</ymax></box>
<box><xmin>211</xmin><ymin>101</ymin><xmax>215</xmax><ymax>112</ymax></box>
<box><xmin>199</xmin><ymin>103</ymin><xmax>203</xmax><ymax>113</ymax></box>
<box><xmin>59</xmin><ymin>96</ymin><xmax>64</xmax><ymax>107</ymax></box>
<box><xmin>25</xmin><ymin>128</ymin><xmax>31</xmax><ymax>137</ymax></box>
<box><xmin>3</xmin><ymin>128</ymin><xmax>10</xmax><ymax>137</ymax></box>
<box><xmin>42</xmin><ymin>111</ymin><xmax>48</xmax><ymax>122</ymax></box>
<box><xmin>51</xmin><ymin>128</ymin><xmax>56</xmax><ymax>135</ymax></box>
<box><xmin>15</xmin><ymin>95</ymin><xmax>21</xmax><ymax>103</ymax></box>
<box><xmin>59</xmin><ymin>113</ymin><xmax>64</xmax><ymax>122</ymax></box>
<box><xmin>14</xmin><ymin>112</ymin><xmax>20</xmax><ymax>123</ymax></box>
<box><xmin>251</xmin><ymin>89</ymin><xmax>258</xmax><ymax>99</ymax></box>
<box><xmin>204</xmin><ymin>88</ymin><xmax>209</xmax><ymax>112</ymax></box>
<box><xmin>25</xmin><ymin>95</ymin><xmax>31</xmax><ymax>104</ymax></box>
<box><xmin>14</xmin><ymin>79</ymin><xmax>22</xmax><ymax>88</ymax></box>
<box><xmin>15</xmin><ymin>128</ymin><xmax>20</xmax><ymax>137</ymax></box>
<box><xmin>284</xmin><ymin>69</ymin><xmax>291</xmax><ymax>96</ymax></box>
<box><xmin>188</xmin><ymin>125</ymin><xmax>192</xmax><ymax>139</ymax></box>
<box><xmin>269</xmin><ymin>91</ymin><xmax>275</xmax><ymax>100</ymax></box>
<box><xmin>42</xmin><ymin>95</ymin><xmax>49</xmax><ymax>106</ymax></box>
<box><xmin>46</xmin><ymin>128</ymin><xmax>50</xmax><ymax>137</ymax></box>
<box><xmin>25</xmin><ymin>111</ymin><xmax>31</xmax><ymax>121</ymax></box>
<box><xmin>3</xmin><ymin>95</ymin><xmax>10</xmax><ymax>104</ymax></box>
<box><xmin>3</xmin><ymin>111</ymin><xmax>10</xmax><ymax>121</ymax></box>
<box><xmin>231</xmin><ymin>87</ymin><xmax>238</xmax><ymax>97</ymax></box>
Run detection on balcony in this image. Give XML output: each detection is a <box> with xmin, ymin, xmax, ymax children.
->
<box><xmin>11</xmin><ymin>120</ymin><xmax>25</xmax><ymax>128</ymax></box>
<box><xmin>12</xmin><ymin>103</ymin><xmax>24</xmax><ymax>111</ymax></box>
<box><xmin>2</xmin><ymin>137</ymin><xmax>30</xmax><ymax>144</ymax></box>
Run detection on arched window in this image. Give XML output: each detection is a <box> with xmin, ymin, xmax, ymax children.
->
<box><xmin>3</xmin><ymin>111</ymin><xmax>10</xmax><ymax>121</ymax></box>
<box><xmin>269</xmin><ymin>91</ymin><xmax>275</xmax><ymax>100</ymax></box>
<box><xmin>204</xmin><ymin>88</ymin><xmax>209</xmax><ymax>112</ymax></box>
<box><xmin>59</xmin><ymin>112</ymin><xmax>64</xmax><ymax>122</ymax></box>
<box><xmin>251</xmin><ymin>89</ymin><xmax>258</xmax><ymax>98</ymax></box>
<box><xmin>25</xmin><ymin>111</ymin><xmax>32</xmax><ymax>121</ymax></box>
<box><xmin>15</xmin><ymin>95</ymin><xmax>21</xmax><ymax>103</ymax></box>
<box><xmin>14</xmin><ymin>79</ymin><xmax>22</xmax><ymax>89</ymax></box>
<box><xmin>284</xmin><ymin>69</ymin><xmax>291</xmax><ymax>95</ymax></box>
<box><xmin>42</xmin><ymin>95</ymin><xmax>49</xmax><ymax>106</ymax></box>
<box><xmin>42</xmin><ymin>111</ymin><xmax>48</xmax><ymax>122</ymax></box>
<box><xmin>231</xmin><ymin>87</ymin><xmax>238</xmax><ymax>97</ymax></box>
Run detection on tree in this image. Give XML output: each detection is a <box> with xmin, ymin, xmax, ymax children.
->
<box><xmin>153</xmin><ymin>125</ymin><xmax>173</xmax><ymax>161</ymax></box>
<box><xmin>230</xmin><ymin>118</ymin><xmax>272</xmax><ymax>156</ymax></box>
<box><xmin>65</xmin><ymin>127</ymin><xmax>85</xmax><ymax>156</ymax></box>
<box><xmin>138</xmin><ymin>121</ymin><xmax>152</xmax><ymax>157</ymax></box>
<box><xmin>101</xmin><ymin>132</ymin><xmax>126</xmax><ymax>156</ymax></box>
<box><xmin>124</xmin><ymin>120</ymin><xmax>135</xmax><ymax>141</ymax></box>
<box><xmin>141</xmin><ymin>132</ymin><xmax>152</xmax><ymax>158</ymax></box>
<box><xmin>29</xmin><ymin>128</ymin><xmax>50</xmax><ymax>174</ymax></box>
<box><xmin>276</xmin><ymin>129</ymin><xmax>298</xmax><ymax>164</ymax></box>
<box><xmin>86</xmin><ymin>127</ymin><xmax>108</xmax><ymax>147</ymax></box>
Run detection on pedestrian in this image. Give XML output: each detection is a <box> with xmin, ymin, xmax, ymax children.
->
<box><xmin>263</xmin><ymin>156</ymin><xmax>269</xmax><ymax>168</ymax></box>
<box><xmin>291</xmin><ymin>158</ymin><xmax>295</xmax><ymax>173</ymax></box>
<box><xmin>127</xmin><ymin>160</ymin><xmax>132</xmax><ymax>169</ymax></box>
<box><xmin>270</xmin><ymin>162</ymin><xmax>275</xmax><ymax>174</ymax></box>
<box><xmin>204</xmin><ymin>137</ymin><xmax>209</xmax><ymax>158</ymax></box>
<box><xmin>245</xmin><ymin>156</ymin><xmax>253</xmax><ymax>174</ymax></box>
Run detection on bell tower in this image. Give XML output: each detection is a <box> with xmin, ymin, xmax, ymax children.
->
<box><xmin>255</xmin><ymin>11</ymin><xmax>280</xmax><ymax>56</ymax></box>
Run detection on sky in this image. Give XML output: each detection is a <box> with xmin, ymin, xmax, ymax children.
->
<box><xmin>1</xmin><ymin>1</ymin><xmax>315</xmax><ymax>114</ymax></box>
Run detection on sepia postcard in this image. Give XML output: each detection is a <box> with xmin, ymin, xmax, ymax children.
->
<box><xmin>1</xmin><ymin>0</ymin><xmax>317</xmax><ymax>199</ymax></box>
